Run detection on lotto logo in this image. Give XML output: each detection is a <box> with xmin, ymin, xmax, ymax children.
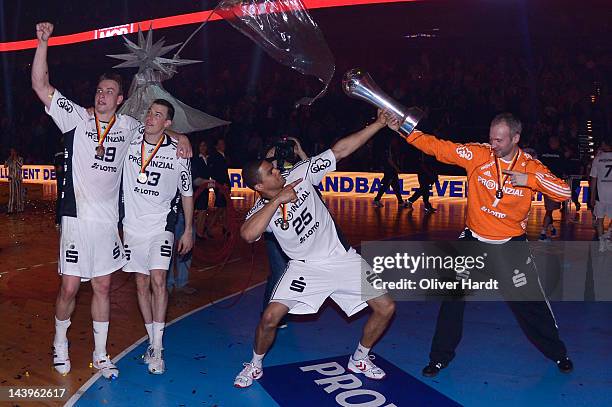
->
<box><xmin>290</xmin><ymin>277</ymin><xmax>306</xmax><ymax>293</ymax></box>
<box><xmin>65</xmin><ymin>249</ymin><xmax>79</xmax><ymax>263</ymax></box>
<box><xmin>512</xmin><ymin>269</ymin><xmax>527</xmax><ymax>287</ymax></box>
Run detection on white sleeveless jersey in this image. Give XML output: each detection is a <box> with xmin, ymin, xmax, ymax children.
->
<box><xmin>121</xmin><ymin>134</ymin><xmax>193</xmax><ymax>233</ymax></box>
<box><xmin>246</xmin><ymin>149</ymin><xmax>350</xmax><ymax>261</ymax></box>
<box><xmin>590</xmin><ymin>151</ymin><xmax>612</xmax><ymax>203</ymax></box>
<box><xmin>46</xmin><ymin>90</ymin><xmax>143</xmax><ymax>223</ymax></box>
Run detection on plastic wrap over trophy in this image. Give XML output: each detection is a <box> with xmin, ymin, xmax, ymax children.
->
<box><xmin>342</xmin><ymin>68</ymin><xmax>424</xmax><ymax>136</ymax></box>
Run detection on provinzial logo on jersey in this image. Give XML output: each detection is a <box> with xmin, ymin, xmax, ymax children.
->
<box><xmin>257</xmin><ymin>355</ymin><xmax>461</xmax><ymax>407</ymax></box>
<box><xmin>86</xmin><ymin>131</ymin><xmax>126</xmax><ymax>143</ymax></box>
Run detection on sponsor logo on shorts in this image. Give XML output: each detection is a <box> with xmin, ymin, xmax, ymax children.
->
<box><xmin>289</xmin><ymin>277</ymin><xmax>306</xmax><ymax>293</ymax></box>
<box><xmin>512</xmin><ymin>269</ymin><xmax>527</xmax><ymax>287</ymax></box>
<box><xmin>65</xmin><ymin>249</ymin><xmax>79</xmax><ymax>263</ymax></box>
<box><xmin>160</xmin><ymin>241</ymin><xmax>172</xmax><ymax>257</ymax></box>
<box><xmin>113</xmin><ymin>243</ymin><xmax>121</xmax><ymax>259</ymax></box>
<box><xmin>124</xmin><ymin>244</ymin><xmax>131</xmax><ymax>261</ymax></box>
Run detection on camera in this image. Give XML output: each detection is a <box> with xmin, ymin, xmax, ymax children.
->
<box><xmin>273</xmin><ymin>137</ymin><xmax>296</xmax><ymax>168</ymax></box>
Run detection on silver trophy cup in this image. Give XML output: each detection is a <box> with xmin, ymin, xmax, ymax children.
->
<box><xmin>342</xmin><ymin>68</ymin><xmax>424</xmax><ymax>135</ymax></box>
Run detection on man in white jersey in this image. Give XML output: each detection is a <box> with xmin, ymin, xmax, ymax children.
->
<box><xmin>121</xmin><ymin>99</ymin><xmax>194</xmax><ymax>374</ymax></box>
<box><xmin>589</xmin><ymin>137</ymin><xmax>612</xmax><ymax>251</ymax></box>
<box><xmin>233</xmin><ymin>110</ymin><xmax>396</xmax><ymax>388</ymax></box>
<box><xmin>31</xmin><ymin>22</ymin><xmax>191</xmax><ymax>379</ymax></box>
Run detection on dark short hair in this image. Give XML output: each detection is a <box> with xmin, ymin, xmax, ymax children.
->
<box><xmin>242</xmin><ymin>159</ymin><xmax>265</xmax><ymax>190</ymax></box>
<box><xmin>97</xmin><ymin>73</ymin><xmax>123</xmax><ymax>95</ymax></box>
<box><xmin>491</xmin><ymin>112</ymin><xmax>522</xmax><ymax>136</ymax></box>
<box><xmin>152</xmin><ymin>99</ymin><xmax>175</xmax><ymax>121</ymax></box>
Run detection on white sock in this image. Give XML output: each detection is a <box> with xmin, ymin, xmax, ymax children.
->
<box><xmin>93</xmin><ymin>321</ymin><xmax>109</xmax><ymax>356</ymax></box>
<box><xmin>152</xmin><ymin>321</ymin><xmax>165</xmax><ymax>350</ymax></box>
<box><xmin>54</xmin><ymin>317</ymin><xmax>71</xmax><ymax>346</ymax></box>
<box><xmin>251</xmin><ymin>350</ymin><xmax>265</xmax><ymax>368</ymax></box>
<box><xmin>145</xmin><ymin>323</ymin><xmax>154</xmax><ymax>344</ymax></box>
<box><xmin>352</xmin><ymin>342</ymin><xmax>370</xmax><ymax>361</ymax></box>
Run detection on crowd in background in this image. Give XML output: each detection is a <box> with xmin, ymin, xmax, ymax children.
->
<box><xmin>1</xmin><ymin>0</ymin><xmax>610</xmax><ymax>180</ymax></box>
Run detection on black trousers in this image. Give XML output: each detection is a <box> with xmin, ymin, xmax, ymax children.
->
<box><xmin>408</xmin><ymin>174</ymin><xmax>434</xmax><ymax>207</ymax></box>
<box><xmin>375</xmin><ymin>169</ymin><xmax>403</xmax><ymax>202</ymax></box>
<box><xmin>429</xmin><ymin>229</ymin><xmax>568</xmax><ymax>364</ymax></box>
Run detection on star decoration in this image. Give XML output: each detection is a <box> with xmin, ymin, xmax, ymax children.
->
<box><xmin>107</xmin><ymin>26</ymin><xmax>200</xmax><ymax>77</ymax></box>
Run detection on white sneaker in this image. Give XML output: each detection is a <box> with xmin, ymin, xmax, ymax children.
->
<box><xmin>148</xmin><ymin>348</ymin><xmax>165</xmax><ymax>374</ymax></box>
<box><xmin>92</xmin><ymin>352</ymin><xmax>119</xmax><ymax>380</ymax></box>
<box><xmin>234</xmin><ymin>362</ymin><xmax>263</xmax><ymax>388</ymax></box>
<box><xmin>347</xmin><ymin>355</ymin><xmax>386</xmax><ymax>380</ymax></box>
<box><xmin>53</xmin><ymin>342</ymin><xmax>71</xmax><ymax>375</ymax></box>
<box><xmin>143</xmin><ymin>345</ymin><xmax>154</xmax><ymax>364</ymax></box>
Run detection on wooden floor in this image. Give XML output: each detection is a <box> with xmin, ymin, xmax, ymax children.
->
<box><xmin>0</xmin><ymin>188</ymin><xmax>595</xmax><ymax>406</ymax></box>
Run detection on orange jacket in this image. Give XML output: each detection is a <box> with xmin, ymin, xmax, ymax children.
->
<box><xmin>406</xmin><ymin>131</ymin><xmax>571</xmax><ymax>239</ymax></box>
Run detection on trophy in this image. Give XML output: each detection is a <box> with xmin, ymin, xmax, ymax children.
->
<box><xmin>342</xmin><ymin>68</ymin><xmax>424</xmax><ymax>136</ymax></box>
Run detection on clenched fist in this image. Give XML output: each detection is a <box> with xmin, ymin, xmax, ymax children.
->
<box><xmin>36</xmin><ymin>22</ymin><xmax>54</xmax><ymax>42</ymax></box>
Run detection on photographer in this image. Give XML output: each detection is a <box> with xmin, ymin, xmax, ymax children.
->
<box><xmin>261</xmin><ymin>136</ymin><xmax>308</xmax><ymax>328</ymax></box>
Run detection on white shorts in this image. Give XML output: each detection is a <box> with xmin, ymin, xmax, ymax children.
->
<box><xmin>59</xmin><ymin>216</ymin><xmax>126</xmax><ymax>282</ymax></box>
<box><xmin>122</xmin><ymin>230</ymin><xmax>174</xmax><ymax>275</ymax></box>
<box><xmin>270</xmin><ymin>249</ymin><xmax>386</xmax><ymax>317</ymax></box>
<box><xmin>594</xmin><ymin>201</ymin><xmax>612</xmax><ymax>219</ymax></box>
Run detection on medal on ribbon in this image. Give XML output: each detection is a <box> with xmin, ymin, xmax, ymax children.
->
<box><xmin>492</xmin><ymin>151</ymin><xmax>519</xmax><ymax>207</ymax></box>
<box><xmin>138</xmin><ymin>135</ymin><xmax>165</xmax><ymax>184</ymax></box>
<box><xmin>94</xmin><ymin>114</ymin><xmax>116</xmax><ymax>159</ymax></box>
<box><xmin>280</xmin><ymin>204</ymin><xmax>290</xmax><ymax>230</ymax></box>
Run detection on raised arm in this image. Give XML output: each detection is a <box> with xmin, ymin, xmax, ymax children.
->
<box><xmin>31</xmin><ymin>22</ymin><xmax>56</xmax><ymax>109</ymax></box>
<box><xmin>287</xmin><ymin>137</ymin><xmax>309</xmax><ymax>161</ymax></box>
<box><xmin>387</xmin><ymin>117</ymin><xmax>483</xmax><ymax>170</ymax></box>
<box><xmin>331</xmin><ymin>109</ymin><xmax>389</xmax><ymax>162</ymax></box>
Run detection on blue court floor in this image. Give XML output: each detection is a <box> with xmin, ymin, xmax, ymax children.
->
<box><xmin>67</xmin><ymin>283</ymin><xmax>611</xmax><ymax>406</ymax></box>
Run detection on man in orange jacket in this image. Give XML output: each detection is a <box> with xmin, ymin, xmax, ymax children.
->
<box><xmin>389</xmin><ymin>112</ymin><xmax>573</xmax><ymax>377</ymax></box>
